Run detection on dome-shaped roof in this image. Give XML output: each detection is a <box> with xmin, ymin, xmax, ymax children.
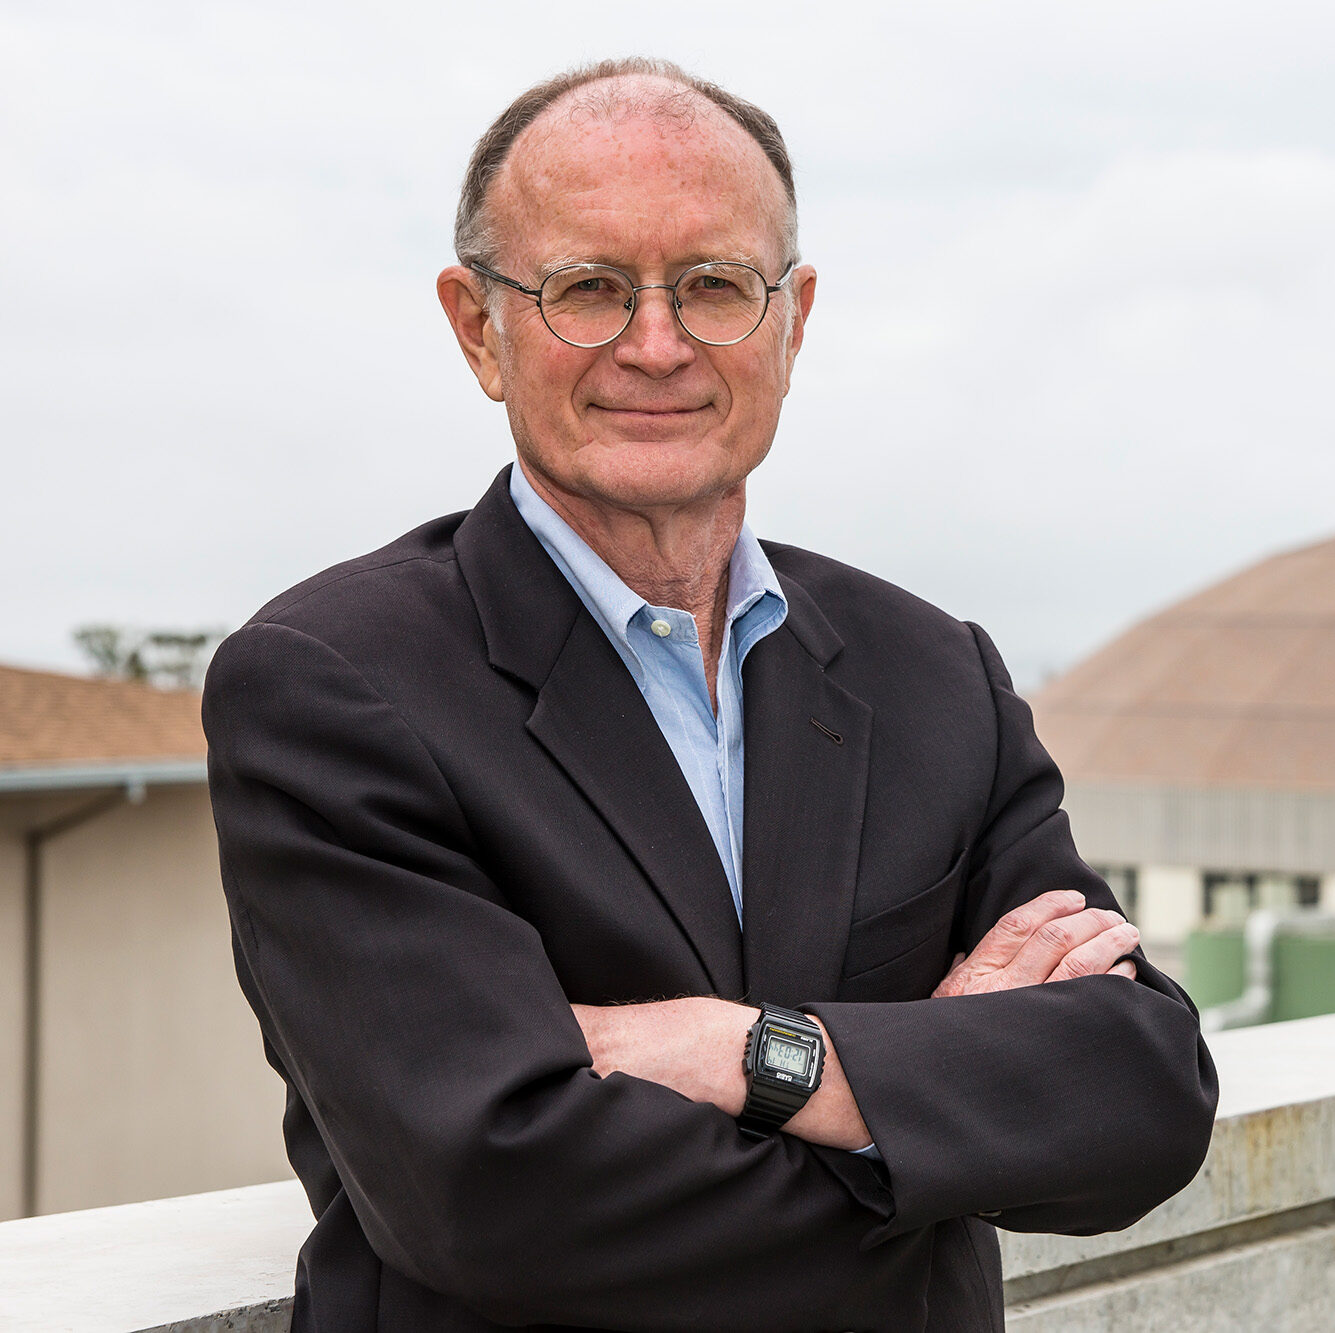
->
<box><xmin>1031</xmin><ymin>535</ymin><xmax>1335</xmax><ymax>791</ymax></box>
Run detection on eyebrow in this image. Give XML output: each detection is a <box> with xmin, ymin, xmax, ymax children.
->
<box><xmin>534</xmin><ymin>254</ymin><xmax>591</xmax><ymax>279</ymax></box>
<box><xmin>533</xmin><ymin>252</ymin><xmax>772</xmax><ymax>279</ymax></box>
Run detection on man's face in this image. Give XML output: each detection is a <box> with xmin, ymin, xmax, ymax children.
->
<box><xmin>456</xmin><ymin>99</ymin><xmax>814</xmax><ymax>516</ymax></box>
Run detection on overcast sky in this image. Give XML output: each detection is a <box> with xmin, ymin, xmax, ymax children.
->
<box><xmin>4</xmin><ymin>0</ymin><xmax>1333</xmax><ymax>689</ymax></box>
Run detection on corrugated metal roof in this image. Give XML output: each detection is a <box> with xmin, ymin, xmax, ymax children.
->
<box><xmin>0</xmin><ymin>663</ymin><xmax>205</xmax><ymax>771</ymax></box>
<box><xmin>1032</xmin><ymin>534</ymin><xmax>1335</xmax><ymax>792</ymax></box>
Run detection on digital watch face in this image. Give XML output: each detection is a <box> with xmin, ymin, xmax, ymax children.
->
<box><xmin>761</xmin><ymin>1027</ymin><xmax>818</xmax><ymax>1086</ymax></box>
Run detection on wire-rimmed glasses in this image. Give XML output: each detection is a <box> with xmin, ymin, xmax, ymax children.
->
<box><xmin>470</xmin><ymin>260</ymin><xmax>794</xmax><ymax>348</ymax></box>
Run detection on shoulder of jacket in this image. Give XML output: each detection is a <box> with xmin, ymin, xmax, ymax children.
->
<box><xmin>761</xmin><ymin>539</ymin><xmax>976</xmax><ymax>646</ymax></box>
<box><xmin>243</xmin><ymin>509</ymin><xmax>470</xmax><ymax>631</ymax></box>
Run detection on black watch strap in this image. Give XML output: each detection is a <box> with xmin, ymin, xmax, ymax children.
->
<box><xmin>738</xmin><ymin>1004</ymin><xmax>825</xmax><ymax>1139</ymax></box>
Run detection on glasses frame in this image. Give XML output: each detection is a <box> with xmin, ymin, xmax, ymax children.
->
<box><xmin>470</xmin><ymin>259</ymin><xmax>795</xmax><ymax>348</ymax></box>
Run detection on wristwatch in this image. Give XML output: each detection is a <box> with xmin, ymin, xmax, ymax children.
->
<box><xmin>737</xmin><ymin>1004</ymin><xmax>825</xmax><ymax>1139</ymax></box>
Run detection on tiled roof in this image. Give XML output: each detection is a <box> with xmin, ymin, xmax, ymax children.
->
<box><xmin>1032</xmin><ymin>534</ymin><xmax>1335</xmax><ymax>792</ymax></box>
<box><xmin>0</xmin><ymin>663</ymin><xmax>205</xmax><ymax>770</ymax></box>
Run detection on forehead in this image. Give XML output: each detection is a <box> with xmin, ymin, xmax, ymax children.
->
<box><xmin>492</xmin><ymin>89</ymin><xmax>788</xmax><ymax>270</ymax></box>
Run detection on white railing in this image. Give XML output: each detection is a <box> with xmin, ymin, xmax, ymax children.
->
<box><xmin>2</xmin><ymin>1014</ymin><xmax>1334</xmax><ymax>1332</ymax></box>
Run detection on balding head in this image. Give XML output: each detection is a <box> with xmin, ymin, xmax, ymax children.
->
<box><xmin>454</xmin><ymin>58</ymin><xmax>799</xmax><ymax>272</ymax></box>
<box><xmin>434</xmin><ymin>60</ymin><xmax>818</xmax><ymax>530</ymax></box>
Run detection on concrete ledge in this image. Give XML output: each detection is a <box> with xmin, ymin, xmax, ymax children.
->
<box><xmin>0</xmin><ymin>1181</ymin><xmax>307</xmax><ymax>1333</ymax></box>
<box><xmin>1006</xmin><ymin>1218</ymin><xmax>1335</xmax><ymax>1332</ymax></box>
<box><xmin>1004</xmin><ymin>1012</ymin><xmax>1335</xmax><ymax>1327</ymax></box>
<box><xmin>2</xmin><ymin>1015</ymin><xmax>1333</xmax><ymax>1331</ymax></box>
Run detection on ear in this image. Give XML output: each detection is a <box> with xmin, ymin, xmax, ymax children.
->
<box><xmin>782</xmin><ymin>264</ymin><xmax>817</xmax><ymax>395</ymax></box>
<box><xmin>438</xmin><ymin>265</ymin><xmax>504</xmax><ymax>402</ymax></box>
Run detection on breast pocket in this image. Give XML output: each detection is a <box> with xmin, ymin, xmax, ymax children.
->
<box><xmin>839</xmin><ymin>849</ymin><xmax>969</xmax><ymax>998</ymax></box>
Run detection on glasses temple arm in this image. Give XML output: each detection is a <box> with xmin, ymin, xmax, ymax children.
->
<box><xmin>469</xmin><ymin>263</ymin><xmax>542</xmax><ymax>300</ymax></box>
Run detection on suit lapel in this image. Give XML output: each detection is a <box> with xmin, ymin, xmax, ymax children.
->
<box><xmin>454</xmin><ymin>470</ymin><xmax>744</xmax><ymax>998</ymax></box>
<box><xmin>741</xmin><ymin>576</ymin><xmax>873</xmax><ymax>1007</ymax></box>
<box><xmin>526</xmin><ymin>616</ymin><xmax>744</xmax><ymax>997</ymax></box>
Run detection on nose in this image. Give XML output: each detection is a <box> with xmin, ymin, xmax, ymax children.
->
<box><xmin>611</xmin><ymin>285</ymin><xmax>696</xmax><ymax>377</ymax></box>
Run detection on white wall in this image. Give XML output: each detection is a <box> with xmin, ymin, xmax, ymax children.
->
<box><xmin>1136</xmin><ymin>864</ymin><xmax>1202</xmax><ymax>945</ymax></box>
<box><xmin>0</xmin><ymin>785</ymin><xmax>291</xmax><ymax>1220</ymax></box>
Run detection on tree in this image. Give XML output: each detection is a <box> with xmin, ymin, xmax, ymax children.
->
<box><xmin>72</xmin><ymin>625</ymin><xmax>226</xmax><ymax>690</ymax></box>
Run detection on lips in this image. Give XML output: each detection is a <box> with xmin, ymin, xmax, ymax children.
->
<box><xmin>591</xmin><ymin>404</ymin><xmax>707</xmax><ymax>415</ymax></box>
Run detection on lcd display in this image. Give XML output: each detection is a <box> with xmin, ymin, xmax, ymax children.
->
<box><xmin>765</xmin><ymin>1036</ymin><xmax>811</xmax><ymax>1077</ymax></box>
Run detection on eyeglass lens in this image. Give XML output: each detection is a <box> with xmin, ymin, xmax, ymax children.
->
<box><xmin>539</xmin><ymin>263</ymin><xmax>769</xmax><ymax>347</ymax></box>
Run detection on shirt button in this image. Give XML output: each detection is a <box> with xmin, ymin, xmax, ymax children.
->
<box><xmin>650</xmin><ymin>619</ymin><xmax>672</xmax><ymax>638</ymax></box>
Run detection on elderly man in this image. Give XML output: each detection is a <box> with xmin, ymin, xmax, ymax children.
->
<box><xmin>204</xmin><ymin>59</ymin><xmax>1216</xmax><ymax>1333</ymax></box>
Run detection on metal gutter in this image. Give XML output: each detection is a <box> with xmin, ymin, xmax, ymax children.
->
<box><xmin>0</xmin><ymin>759</ymin><xmax>207</xmax><ymax>794</ymax></box>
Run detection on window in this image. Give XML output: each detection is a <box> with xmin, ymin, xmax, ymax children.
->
<box><xmin>1202</xmin><ymin>870</ymin><xmax>1321</xmax><ymax>923</ymax></box>
<box><xmin>1092</xmin><ymin>865</ymin><xmax>1139</xmax><ymax>923</ymax></box>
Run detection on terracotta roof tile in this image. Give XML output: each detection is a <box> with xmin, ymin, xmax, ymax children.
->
<box><xmin>0</xmin><ymin>663</ymin><xmax>205</xmax><ymax>770</ymax></box>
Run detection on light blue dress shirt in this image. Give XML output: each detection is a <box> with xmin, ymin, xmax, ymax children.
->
<box><xmin>510</xmin><ymin>462</ymin><xmax>788</xmax><ymax>926</ymax></box>
<box><xmin>510</xmin><ymin>464</ymin><xmax>882</xmax><ymax>1162</ymax></box>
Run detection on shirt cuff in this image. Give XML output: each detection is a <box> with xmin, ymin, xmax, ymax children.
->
<box><xmin>852</xmin><ymin>1142</ymin><xmax>883</xmax><ymax>1162</ymax></box>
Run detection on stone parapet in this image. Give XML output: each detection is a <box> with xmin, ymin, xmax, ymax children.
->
<box><xmin>1004</xmin><ymin>1012</ymin><xmax>1335</xmax><ymax>1330</ymax></box>
<box><xmin>1</xmin><ymin>1014</ymin><xmax>1332</xmax><ymax>1331</ymax></box>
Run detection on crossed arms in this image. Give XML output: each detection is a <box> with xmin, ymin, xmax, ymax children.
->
<box><xmin>576</xmin><ymin>891</ymin><xmax>1143</xmax><ymax>1151</ymax></box>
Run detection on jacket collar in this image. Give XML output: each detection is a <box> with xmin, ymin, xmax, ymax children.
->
<box><xmin>452</xmin><ymin>466</ymin><xmax>583</xmax><ymax>691</ymax></box>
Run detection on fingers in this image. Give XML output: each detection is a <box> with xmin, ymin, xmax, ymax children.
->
<box><xmin>1044</xmin><ymin>920</ymin><xmax>1141</xmax><ymax>984</ymax></box>
<box><xmin>932</xmin><ymin>892</ymin><xmax>1143</xmax><ymax>998</ymax></box>
<box><xmin>963</xmin><ymin>890</ymin><xmax>1089</xmax><ymax>970</ymax></box>
<box><xmin>1006</xmin><ymin>907</ymin><xmax>1133</xmax><ymax>986</ymax></box>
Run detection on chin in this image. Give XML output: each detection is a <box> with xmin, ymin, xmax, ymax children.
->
<box><xmin>577</xmin><ymin>443</ymin><xmax>746</xmax><ymax>510</ymax></box>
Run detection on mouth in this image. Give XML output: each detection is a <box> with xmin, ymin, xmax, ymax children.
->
<box><xmin>586</xmin><ymin>405</ymin><xmax>711</xmax><ymax>442</ymax></box>
<box><xmin>587</xmin><ymin>404</ymin><xmax>715</xmax><ymax>435</ymax></box>
<box><xmin>590</xmin><ymin>404</ymin><xmax>708</xmax><ymax>417</ymax></box>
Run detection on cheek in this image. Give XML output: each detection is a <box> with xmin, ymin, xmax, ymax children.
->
<box><xmin>504</xmin><ymin>340</ymin><xmax>597</xmax><ymax>421</ymax></box>
<box><xmin>717</xmin><ymin>346</ymin><xmax>786</xmax><ymax>415</ymax></box>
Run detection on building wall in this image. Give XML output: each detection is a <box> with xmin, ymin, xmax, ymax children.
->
<box><xmin>1136</xmin><ymin>865</ymin><xmax>1203</xmax><ymax>945</ymax></box>
<box><xmin>1065</xmin><ymin>781</ymin><xmax>1335</xmax><ymax>951</ymax></box>
<box><xmin>1063</xmin><ymin>782</ymin><xmax>1335</xmax><ymax>876</ymax></box>
<box><xmin>0</xmin><ymin>785</ymin><xmax>291</xmax><ymax>1220</ymax></box>
<box><xmin>0</xmin><ymin>820</ymin><xmax>26</xmax><ymax>1220</ymax></box>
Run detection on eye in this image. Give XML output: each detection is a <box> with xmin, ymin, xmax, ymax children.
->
<box><xmin>679</xmin><ymin>267</ymin><xmax>754</xmax><ymax>302</ymax></box>
<box><xmin>545</xmin><ymin>268</ymin><xmax>630</xmax><ymax>303</ymax></box>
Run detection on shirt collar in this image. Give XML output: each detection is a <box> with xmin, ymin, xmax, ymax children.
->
<box><xmin>508</xmin><ymin>462</ymin><xmax>786</xmax><ymax>656</ymax></box>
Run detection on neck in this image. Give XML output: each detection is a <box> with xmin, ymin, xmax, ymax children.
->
<box><xmin>519</xmin><ymin>461</ymin><xmax>745</xmax><ymax>705</ymax></box>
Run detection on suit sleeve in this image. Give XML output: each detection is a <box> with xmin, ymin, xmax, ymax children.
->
<box><xmin>205</xmin><ymin>620</ymin><xmax>933</xmax><ymax>1331</ymax></box>
<box><xmin>805</xmin><ymin>623</ymin><xmax>1219</xmax><ymax>1239</ymax></box>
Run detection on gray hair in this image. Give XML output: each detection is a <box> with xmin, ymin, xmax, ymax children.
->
<box><xmin>454</xmin><ymin>57</ymin><xmax>800</xmax><ymax>275</ymax></box>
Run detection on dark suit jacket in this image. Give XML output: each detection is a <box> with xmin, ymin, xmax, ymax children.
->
<box><xmin>203</xmin><ymin>467</ymin><xmax>1217</xmax><ymax>1332</ymax></box>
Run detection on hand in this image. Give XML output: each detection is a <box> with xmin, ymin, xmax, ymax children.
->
<box><xmin>932</xmin><ymin>890</ymin><xmax>1139</xmax><ymax>998</ymax></box>
<box><xmin>571</xmin><ymin>998</ymin><xmax>871</xmax><ymax>1151</ymax></box>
